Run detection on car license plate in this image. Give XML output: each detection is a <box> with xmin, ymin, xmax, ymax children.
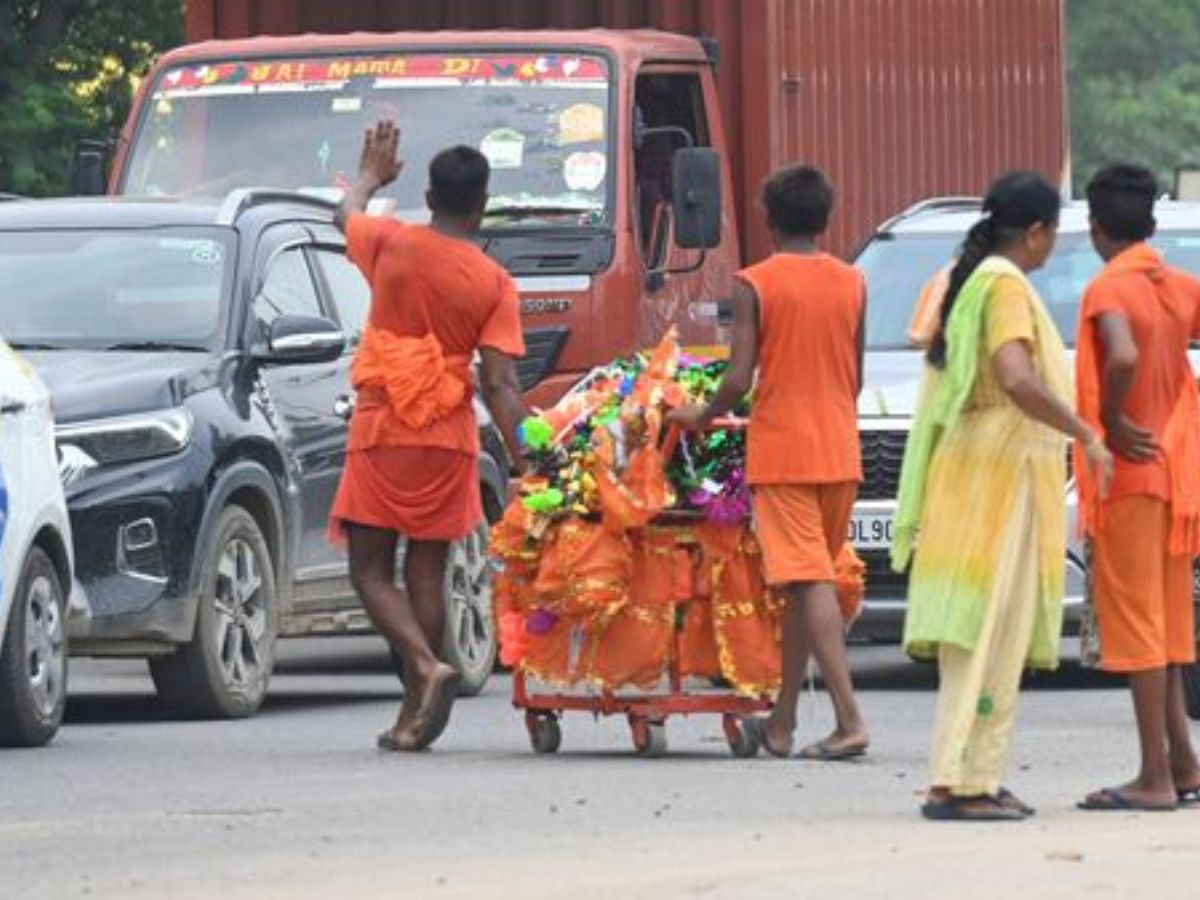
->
<box><xmin>848</xmin><ymin>512</ymin><xmax>893</xmax><ymax>550</ymax></box>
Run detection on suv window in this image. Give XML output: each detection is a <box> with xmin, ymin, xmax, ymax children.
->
<box><xmin>253</xmin><ymin>246</ymin><xmax>322</xmax><ymax>340</ymax></box>
<box><xmin>313</xmin><ymin>249</ymin><xmax>370</xmax><ymax>345</ymax></box>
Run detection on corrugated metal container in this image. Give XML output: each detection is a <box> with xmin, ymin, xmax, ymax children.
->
<box><xmin>184</xmin><ymin>0</ymin><xmax>1067</xmax><ymax>259</ymax></box>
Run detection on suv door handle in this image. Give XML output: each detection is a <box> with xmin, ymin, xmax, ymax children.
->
<box><xmin>0</xmin><ymin>400</ymin><xmax>25</xmax><ymax>416</ymax></box>
<box><xmin>333</xmin><ymin>395</ymin><xmax>355</xmax><ymax>421</ymax></box>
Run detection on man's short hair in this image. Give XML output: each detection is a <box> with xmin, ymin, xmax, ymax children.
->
<box><xmin>1086</xmin><ymin>163</ymin><xmax>1157</xmax><ymax>242</ymax></box>
<box><xmin>429</xmin><ymin>146</ymin><xmax>490</xmax><ymax>216</ymax></box>
<box><xmin>762</xmin><ymin>165</ymin><xmax>834</xmax><ymax>237</ymax></box>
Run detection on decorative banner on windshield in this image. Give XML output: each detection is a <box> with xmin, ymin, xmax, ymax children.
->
<box><xmin>156</xmin><ymin>53</ymin><xmax>608</xmax><ymax>95</ymax></box>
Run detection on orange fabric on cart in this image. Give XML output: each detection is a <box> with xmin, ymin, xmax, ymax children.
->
<box><xmin>589</xmin><ymin>530</ymin><xmax>677</xmax><ymax>689</ymax></box>
<box><xmin>521</xmin><ymin>619</ymin><xmax>577</xmax><ymax>685</ymax></box>
<box><xmin>532</xmin><ymin>519</ymin><xmax>631</xmax><ymax>620</ymax></box>
<box><xmin>697</xmin><ymin>524</ymin><xmax>782</xmax><ymax>696</ymax></box>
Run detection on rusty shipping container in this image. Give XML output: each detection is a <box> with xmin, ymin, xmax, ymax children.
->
<box><xmin>183</xmin><ymin>0</ymin><xmax>1068</xmax><ymax>260</ymax></box>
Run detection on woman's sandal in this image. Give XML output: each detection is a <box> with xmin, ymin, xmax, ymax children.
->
<box><xmin>797</xmin><ymin>740</ymin><xmax>868</xmax><ymax>762</ymax></box>
<box><xmin>995</xmin><ymin>787</ymin><xmax>1036</xmax><ymax>817</ymax></box>
<box><xmin>921</xmin><ymin>794</ymin><xmax>1024</xmax><ymax>822</ymax></box>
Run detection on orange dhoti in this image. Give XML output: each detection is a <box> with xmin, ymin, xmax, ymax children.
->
<box><xmin>330</xmin><ymin>446</ymin><xmax>481</xmax><ymax>542</ymax></box>
<box><xmin>1091</xmin><ymin>496</ymin><xmax>1196</xmax><ymax>673</ymax></box>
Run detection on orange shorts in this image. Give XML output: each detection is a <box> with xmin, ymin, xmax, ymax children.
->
<box><xmin>1091</xmin><ymin>496</ymin><xmax>1196</xmax><ymax>673</ymax></box>
<box><xmin>752</xmin><ymin>482</ymin><xmax>857</xmax><ymax>586</ymax></box>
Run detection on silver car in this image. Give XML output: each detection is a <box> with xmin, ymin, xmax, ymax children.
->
<box><xmin>848</xmin><ymin>197</ymin><xmax>1200</xmax><ymax>675</ymax></box>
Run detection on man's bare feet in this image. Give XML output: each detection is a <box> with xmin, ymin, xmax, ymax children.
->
<box><xmin>405</xmin><ymin>663</ymin><xmax>462</xmax><ymax>750</ymax></box>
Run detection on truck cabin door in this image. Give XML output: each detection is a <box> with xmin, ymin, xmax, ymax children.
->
<box><xmin>631</xmin><ymin>66</ymin><xmax>731</xmax><ymax>349</ymax></box>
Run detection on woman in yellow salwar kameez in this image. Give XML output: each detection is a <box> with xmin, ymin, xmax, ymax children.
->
<box><xmin>893</xmin><ymin>172</ymin><xmax>1113</xmax><ymax>822</ymax></box>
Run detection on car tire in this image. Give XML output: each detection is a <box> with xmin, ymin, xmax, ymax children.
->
<box><xmin>149</xmin><ymin>506</ymin><xmax>277</xmax><ymax>719</ymax></box>
<box><xmin>390</xmin><ymin>519</ymin><xmax>497</xmax><ymax>698</ymax></box>
<box><xmin>0</xmin><ymin>546</ymin><xmax>68</xmax><ymax>748</ymax></box>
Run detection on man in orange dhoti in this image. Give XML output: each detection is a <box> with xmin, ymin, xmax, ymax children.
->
<box><xmin>1075</xmin><ymin>163</ymin><xmax>1200</xmax><ymax>810</ymax></box>
<box><xmin>670</xmin><ymin>165</ymin><xmax>869</xmax><ymax>760</ymax></box>
<box><xmin>330</xmin><ymin>122</ymin><xmax>527</xmax><ymax>751</ymax></box>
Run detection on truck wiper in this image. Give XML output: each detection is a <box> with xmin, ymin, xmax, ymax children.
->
<box><xmin>484</xmin><ymin>205</ymin><xmax>599</xmax><ymax>222</ymax></box>
<box><xmin>7</xmin><ymin>341</ymin><xmax>66</xmax><ymax>350</ymax></box>
<box><xmin>103</xmin><ymin>341</ymin><xmax>207</xmax><ymax>352</ymax></box>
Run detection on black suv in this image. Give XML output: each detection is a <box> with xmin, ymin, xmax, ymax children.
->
<box><xmin>0</xmin><ymin>191</ymin><xmax>509</xmax><ymax>717</ymax></box>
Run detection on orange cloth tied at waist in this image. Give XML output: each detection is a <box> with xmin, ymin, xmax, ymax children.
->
<box><xmin>350</xmin><ymin>325</ymin><xmax>472</xmax><ymax>446</ymax></box>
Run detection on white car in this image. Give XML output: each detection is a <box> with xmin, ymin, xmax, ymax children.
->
<box><xmin>0</xmin><ymin>341</ymin><xmax>75</xmax><ymax>747</ymax></box>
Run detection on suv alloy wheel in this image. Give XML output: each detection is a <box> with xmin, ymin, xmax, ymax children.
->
<box><xmin>149</xmin><ymin>506</ymin><xmax>277</xmax><ymax>718</ymax></box>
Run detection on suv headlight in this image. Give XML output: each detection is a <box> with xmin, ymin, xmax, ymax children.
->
<box><xmin>57</xmin><ymin>408</ymin><xmax>194</xmax><ymax>484</ymax></box>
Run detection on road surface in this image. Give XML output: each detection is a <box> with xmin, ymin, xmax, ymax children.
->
<box><xmin>2</xmin><ymin>640</ymin><xmax>1197</xmax><ymax>899</ymax></box>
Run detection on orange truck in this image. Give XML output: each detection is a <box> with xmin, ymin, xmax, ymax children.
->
<box><xmin>90</xmin><ymin>2</ymin><xmax>1067</xmax><ymax>404</ymax></box>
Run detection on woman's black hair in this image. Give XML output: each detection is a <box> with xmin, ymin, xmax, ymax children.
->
<box><xmin>927</xmin><ymin>171</ymin><xmax>1061</xmax><ymax>367</ymax></box>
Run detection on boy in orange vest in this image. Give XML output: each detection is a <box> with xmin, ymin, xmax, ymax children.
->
<box><xmin>671</xmin><ymin>165</ymin><xmax>869</xmax><ymax>759</ymax></box>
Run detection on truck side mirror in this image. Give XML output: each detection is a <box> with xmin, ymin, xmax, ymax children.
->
<box><xmin>70</xmin><ymin>142</ymin><xmax>108</xmax><ymax>196</ymax></box>
<box><xmin>672</xmin><ymin>147</ymin><xmax>721</xmax><ymax>250</ymax></box>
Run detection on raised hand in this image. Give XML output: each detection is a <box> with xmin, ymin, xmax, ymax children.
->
<box><xmin>358</xmin><ymin>120</ymin><xmax>403</xmax><ymax>190</ymax></box>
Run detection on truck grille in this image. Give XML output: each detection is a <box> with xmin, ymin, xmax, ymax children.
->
<box><xmin>859</xmin><ymin>429</ymin><xmax>908</xmax><ymax>501</ymax></box>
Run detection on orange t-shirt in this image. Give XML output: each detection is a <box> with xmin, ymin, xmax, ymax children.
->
<box><xmin>1079</xmin><ymin>243</ymin><xmax>1200</xmax><ymax>501</ymax></box>
<box><xmin>741</xmin><ymin>252</ymin><xmax>864</xmax><ymax>485</ymax></box>
<box><xmin>345</xmin><ymin>213</ymin><xmax>525</xmax><ymax>455</ymax></box>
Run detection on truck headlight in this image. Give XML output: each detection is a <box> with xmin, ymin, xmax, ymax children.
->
<box><xmin>56</xmin><ymin>408</ymin><xmax>194</xmax><ymax>482</ymax></box>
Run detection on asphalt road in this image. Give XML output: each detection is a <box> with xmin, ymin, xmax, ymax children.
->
<box><xmin>2</xmin><ymin>639</ymin><xmax>1199</xmax><ymax>900</ymax></box>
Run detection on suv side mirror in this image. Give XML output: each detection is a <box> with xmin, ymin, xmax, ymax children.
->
<box><xmin>70</xmin><ymin>141</ymin><xmax>108</xmax><ymax>196</ymax></box>
<box><xmin>255</xmin><ymin>314</ymin><xmax>345</xmax><ymax>365</ymax></box>
<box><xmin>672</xmin><ymin>147</ymin><xmax>721</xmax><ymax>250</ymax></box>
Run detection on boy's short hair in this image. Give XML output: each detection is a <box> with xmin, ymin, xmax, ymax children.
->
<box><xmin>428</xmin><ymin>146</ymin><xmax>490</xmax><ymax>216</ymax></box>
<box><xmin>762</xmin><ymin>165</ymin><xmax>834</xmax><ymax>237</ymax></box>
<box><xmin>1086</xmin><ymin>163</ymin><xmax>1157</xmax><ymax>242</ymax></box>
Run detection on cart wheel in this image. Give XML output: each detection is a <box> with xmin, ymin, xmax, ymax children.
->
<box><xmin>723</xmin><ymin>715</ymin><xmax>760</xmax><ymax>759</ymax></box>
<box><xmin>527</xmin><ymin>713</ymin><xmax>562</xmax><ymax>755</ymax></box>
<box><xmin>631</xmin><ymin>717</ymin><xmax>668</xmax><ymax>758</ymax></box>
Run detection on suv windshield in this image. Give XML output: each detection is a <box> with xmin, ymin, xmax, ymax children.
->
<box><xmin>860</xmin><ymin>230</ymin><xmax>1200</xmax><ymax>349</ymax></box>
<box><xmin>123</xmin><ymin>51</ymin><xmax>612</xmax><ymax>229</ymax></box>
<box><xmin>0</xmin><ymin>228</ymin><xmax>232</xmax><ymax>350</ymax></box>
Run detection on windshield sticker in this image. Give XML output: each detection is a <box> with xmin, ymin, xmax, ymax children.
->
<box><xmin>480</xmin><ymin>128</ymin><xmax>526</xmax><ymax>171</ymax></box>
<box><xmin>189</xmin><ymin>242</ymin><xmax>223</xmax><ymax>266</ymax></box>
<box><xmin>563</xmin><ymin>152</ymin><xmax>607</xmax><ymax>192</ymax></box>
<box><xmin>155</xmin><ymin>54</ymin><xmax>607</xmax><ymax>97</ymax></box>
<box><xmin>558</xmin><ymin>103</ymin><xmax>605</xmax><ymax>145</ymax></box>
<box><xmin>331</xmin><ymin>96</ymin><xmax>362</xmax><ymax>113</ymax></box>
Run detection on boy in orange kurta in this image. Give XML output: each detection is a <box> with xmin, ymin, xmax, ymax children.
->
<box><xmin>671</xmin><ymin>165</ymin><xmax>869</xmax><ymax>760</ymax></box>
<box><xmin>1075</xmin><ymin>163</ymin><xmax>1200</xmax><ymax>810</ymax></box>
<box><xmin>331</xmin><ymin>122</ymin><xmax>527</xmax><ymax>752</ymax></box>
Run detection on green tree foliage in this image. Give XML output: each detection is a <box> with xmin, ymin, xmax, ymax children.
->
<box><xmin>0</xmin><ymin>1</ymin><xmax>183</xmax><ymax>196</ymax></box>
<box><xmin>1070</xmin><ymin>0</ymin><xmax>1200</xmax><ymax>194</ymax></box>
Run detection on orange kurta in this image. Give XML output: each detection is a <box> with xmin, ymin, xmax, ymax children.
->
<box><xmin>330</xmin><ymin>213</ymin><xmax>525</xmax><ymax>541</ymax></box>
<box><xmin>1077</xmin><ymin>243</ymin><xmax>1200</xmax><ymax>672</ymax></box>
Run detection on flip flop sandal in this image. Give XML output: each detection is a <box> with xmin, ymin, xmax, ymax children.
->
<box><xmin>409</xmin><ymin>667</ymin><xmax>463</xmax><ymax>751</ymax></box>
<box><xmin>797</xmin><ymin>741</ymin><xmax>868</xmax><ymax>762</ymax></box>
<box><xmin>740</xmin><ymin>716</ymin><xmax>793</xmax><ymax>759</ymax></box>
<box><xmin>996</xmin><ymin>788</ymin><xmax>1036</xmax><ymax>817</ymax></box>
<box><xmin>1077</xmin><ymin>788</ymin><xmax>1178</xmax><ymax>812</ymax></box>
<box><xmin>1176</xmin><ymin>785</ymin><xmax>1200</xmax><ymax>807</ymax></box>
<box><xmin>921</xmin><ymin>795</ymin><xmax>1024</xmax><ymax>822</ymax></box>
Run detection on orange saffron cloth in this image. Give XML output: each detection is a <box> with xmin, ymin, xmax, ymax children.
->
<box><xmin>329</xmin><ymin>213</ymin><xmax>524</xmax><ymax>542</ymax></box>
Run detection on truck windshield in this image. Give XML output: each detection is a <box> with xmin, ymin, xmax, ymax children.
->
<box><xmin>859</xmin><ymin>230</ymin><xmax>1200</xmax><ymax>350</ymax></box>
<box><xmin>122</xmin><ymin>52</ymin><xmax>612</xmax><ymax>229</ymax></box>
<box><xmin>0</xmin><ymin>228</ymin><xmax>232</xmax><ymax>350</ymax></box>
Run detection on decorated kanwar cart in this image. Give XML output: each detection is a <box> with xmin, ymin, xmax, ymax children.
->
<box><xmin>490</xmin><ymin>332</ymin><xmax>865</xmax><ymax>757</ymax></box>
